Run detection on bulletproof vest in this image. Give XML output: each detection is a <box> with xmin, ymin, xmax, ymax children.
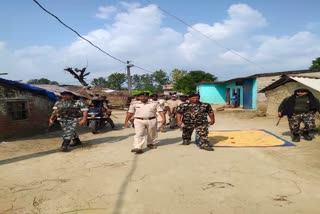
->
<box><xmin>294</xmin><ymin>96</ymin><xmax>310</xmax><ymax>113</ymax></box>
<box><xmin>57</xmin><ymin>101</ymin><xmax>82</xmax><ymax>119</ymax></box>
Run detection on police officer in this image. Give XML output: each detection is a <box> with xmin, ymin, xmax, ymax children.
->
<box><xmin>278</xmin><ymin>88</ymin><xmax>320</xmax><ymax>142</ymax></box>
<box><xmin>176</xmin><ymin>93</ymin><xmax>215</xmax><ymax>151</ymax></box>
<box><xmin>128</xmin><ymin>94</ymin><xmax>141</xmax><ymax>128</ymax></box>
<box><xmin>49</xmin><ymin>91</ymin><xmax>88</xmax><ymax>152</ymax></box>
<box><xmin>166</xmin><ymin>94</ymin><xmax>179</xmax><ymax>128</ymax></box>
<box><xmin>177</xmin><ymin>95</ymin><xmax>188</xmax><ymax>106</ymax></box>
<box><xmin>150</xmin><ymin>93</ymin><xmax>167</xmax><ymax>132</ymax></box>
<box><xmin>124</xmin><ymin>92</ymin><xmax>166</xmax><ymax>154</ymax></box>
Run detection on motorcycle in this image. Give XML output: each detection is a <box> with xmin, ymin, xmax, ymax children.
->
<box><xmin>87</xmin><ymin>106</ymin><xmax>109</xmax><ymax>134</ymax></box>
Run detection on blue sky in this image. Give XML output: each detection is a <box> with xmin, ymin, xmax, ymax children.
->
<box><xmin>1</xmin><ymin>0</ymin><xmax>320</xmax><ymax>84</ymax></box>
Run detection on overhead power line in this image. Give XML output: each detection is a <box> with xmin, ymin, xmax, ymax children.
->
<box><xmin>32</xmin><ymin>0</ymin><xmax>154</xmax><ymax>73</ymax></box>
<box><xmin>145</xmin><ymin>0</ymin><xmax>266</xmax><ymax>71</ymax></box>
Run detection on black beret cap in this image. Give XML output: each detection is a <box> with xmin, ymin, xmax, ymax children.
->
<box><xmin>188</xmin><ymin>93</ymin><xmax>200</xmax><ymax>98</ymax></box>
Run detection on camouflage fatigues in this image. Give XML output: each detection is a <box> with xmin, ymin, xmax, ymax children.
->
<box><xmin>176</xmin><ymin>102</ymin><xmax>213</xmax><ymax>146</ymax></box>
<box><xmin>53</xmin><ymin>100</ymin><xmax>88</xmax><ymax>140</ymax></box>
<box><xmin>288</xmin><ymin>112</ymin><xmax>316</xmax><ymax>134</ymax></box>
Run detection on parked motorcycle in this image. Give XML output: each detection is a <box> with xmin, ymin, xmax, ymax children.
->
<box><xmin>87</xmin><ymin>106</ymin><xmax>109</xmax><ymax>134</ymax></box>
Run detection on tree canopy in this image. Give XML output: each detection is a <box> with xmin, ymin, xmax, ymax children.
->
<box><xmin>131</xmin><ymin>69</ymin><xmax>170</xmax><ymax>93</ymax></box>
<box><xmin>91</xmin><ymin>73</ymin><xmax>127</xmax><ymax>90</ymax></box>
<box><xmin>107</xmin><ymin>73</ymin><xmax>127</xmax><ymax>90</ymax></box>
<box><xmin>170</xmin><ymin>68</ymin><xmax>187</xmax><ymax>84</ymax></box>
<box><xmin>90</xmin><ymin>69</ymin><xmax>216</xmax><ymax>94</ymax></box>
<box><xmin>174</xmin><ymin>70</ymin><xmax>217</xmax><ymax>94</ymax></box>
<box><xmin>310</xmin><ymin>57</ymin><xmax>320</xmax><ymax>70</ymax></box>
<box><xmin>91</xmin><ymin>77</ymin><xmax>108</xmax><ymax>87</ymax></box>
<box><xmin>27</xmin><ymin>78</ymin><xmax>59</xmax><ymax>85</ymax></box>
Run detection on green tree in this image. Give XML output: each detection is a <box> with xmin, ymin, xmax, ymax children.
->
<box><xmin>91</xmin><ymin>77</ymin><xmax>108</xmax><ymax>87</ymax></box>
<box><xmin>174</xmin><ymin>70</ymin><xmax>217</xmax><ymax>94</ymax></box>
<box><xmin>27</xmin><ymin>78</ymin><xmax>59</xmax><ymax>85</ymax></box>
<box><xmin>152</xmin><ymin>69</ymin><xmax>170</xmax><ymax>92</ymax></box>
<box><xmin>106</xmin><ymin>73</ymin><xmax>127</xmax><ymax>90</ymax></box>
<box><xmin>170</xmin><ymin>68</ymin><xmax>187</xmax><ymax>83</ymax></box>
<box><xmin>132</xmin><ymin>74</ymin><xmax>155</xmax><ymax>91</ymax></box>
<box><xmin>310</xmin><ymin>57</ymin><xmax>320</xmax><ymax>70</ymax></box>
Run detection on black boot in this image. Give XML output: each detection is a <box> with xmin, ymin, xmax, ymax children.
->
<box><xmin>181</xmin><ymin>140</ymin><xmax>191</xmax><ymax>145</ymax></box>
<box><xmin>199</xmin><ymin>144</ymin><xmax>214</xmax><ymax>151</ymax></box>
<box><xmin>292</xmin><ymin>134</ymin><xmax>300</xmax><ymax>142</ymax></box>
<box><xmin>60</xmin><ymin>139</ymin><xmax>71</xmax><ymax>152</ymax></box>
<box><xmin>302</xmin><ymin>131</ymin><xmax>312</xmax><ymax>141</ymax></box>
<box><xmin>70</xmin><ymin>138</ymin><xmax>83</xmax><ymax>147</ymax></box>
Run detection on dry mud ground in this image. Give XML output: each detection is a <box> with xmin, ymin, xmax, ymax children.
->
<box><xmin>1</xmin><ymin>110</ymin><xmax>320</xmax><ymax>214</ymax></box>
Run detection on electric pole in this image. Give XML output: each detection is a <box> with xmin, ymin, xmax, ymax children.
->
<box><xmin>126</xmin><ymin>61</ymin><xmax>134</xmax><ymax>95</ymax></box>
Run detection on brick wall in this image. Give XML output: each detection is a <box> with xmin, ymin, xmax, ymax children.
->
<box><xmin>105</xmin><ymin>91</ymin><xmax>129</xmax><ymax>108</ymax></box>
<box><xmin>256</xmin><ymin>75</ymin><xmax>282</xmax><ymax>112</ymax></box>
<box><xmin>256</xmin><ymin>72</ymin><xmax>319</xmax><ymax>112</ymax></box>
<box><xmin>265</xmin><ymin>82</ymin><xmax>320</xmax><ymax>118</ymax></box>
<box><xmin>0</xmin><ymin>85</ymin><xmax>55</xmax><ymax>140</ymax></box>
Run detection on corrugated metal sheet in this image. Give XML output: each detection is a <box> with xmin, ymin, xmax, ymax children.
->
<box><xmin>32</xmin><ymin>84</ymin><xmax>85</xmax><ymax>97</ymax></box>
<box><xmin>290</xmin><ymin>76</ymin><xmax>320</xmax><ymax>92</ymax></box>
<box><xmin>0</xmin><ymin>78</ymin><xmax>58</xmax><ymax>101</ymax></box>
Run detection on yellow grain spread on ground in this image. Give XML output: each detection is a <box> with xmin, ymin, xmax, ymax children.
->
<box><xmin>208</xmin><ymin>130</ymin><xmax>285</xmax><ymax>147</ymax></box>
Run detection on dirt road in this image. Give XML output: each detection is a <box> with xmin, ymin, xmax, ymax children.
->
<box><xmin>1</xmin><ymin>110</ymin><xmax>320</xmax><ymax>214</ymax></box>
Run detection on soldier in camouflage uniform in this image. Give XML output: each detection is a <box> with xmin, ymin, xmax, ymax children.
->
<box><xmin>49</xmin><ymin>91</ymin><xmax>88</xmax><ymax>152</ymax></box>
<box><xmin>278</xmin><ymin>88</ymin><xmax>320</xmax><ymax>142</ymax></box>
<box><xmin>176</xmin><ymin>93</ymin><xmax>215</xmax><ymax>151</ymax></box>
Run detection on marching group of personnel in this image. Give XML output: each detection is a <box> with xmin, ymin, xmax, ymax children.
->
<box><xmin>49</xmin><ymin>88</ymin><xmax>320</xmax><ymax>153</ymax></box>
<box><xmin>49</xmin><ymin>91</ymin><xmax>216</xmax><ymax>153</ymax></box>
<box><xmin>124</xmin><ymin>92</ymin><xmax>215</xmax><ymax>154</ymax></box>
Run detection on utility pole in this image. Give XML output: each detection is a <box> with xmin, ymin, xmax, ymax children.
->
<box><xmin>126</xmin><ymin>61</ymin><xmax>134</xmax><ymax>95</ymax></box>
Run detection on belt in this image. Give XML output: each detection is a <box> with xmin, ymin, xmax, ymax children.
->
<box><xmin>135</xmin><ymin>117</ymin><xmax>156</xmax><ymax>120</ymax></box>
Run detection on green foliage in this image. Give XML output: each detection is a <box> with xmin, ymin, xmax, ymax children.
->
<box><xmin>310</xmin><ymin>57</ymin><xmax>320</xmax><ymax>70</ymax></box>
<box><xmin>91</xmin><ymin>73</ymin><xmax>127</xmax><ymax>89</ymax></box>
<box><xmin>170</xmin><ymin>68</ymin><xmax>187</xmax><ymax>83</ymax></box>
<box><xmin>152</xmin><ymin>69</ymin><xmax>170</xmax><ymax>92</ymax></box>
<box><xmin>91</xmin><ymin>77</ymin><xmax>108</xmax><ymax>87</ymax></box>
<box><xmin>107</xmin><ymin>73</ymin><xmax>126</xmax><ymax>90</ymax></box>
<box><xmin>132</xmin><ymin>74</ymin><xmax>154</xmax><ymax>91</ymax></box>
<box><xmin>132</xmin><ymin>70</ymin><xmax>170</xmax><ymax>93</ymax></box>
<box><xmin>174</xmin><ymin>70</ymin><xmax>217</xmax><ymax>94</ymax></box>
<box><xmin>27</xmin><ymin>78</ymin><xmax>59</xmax><ymax>85</ymax></box>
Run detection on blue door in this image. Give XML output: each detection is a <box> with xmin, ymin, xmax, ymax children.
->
<box><xmin>242</xmin><ymin>84</ymin><xmax>252</xmax><ymax>109</ymax></box>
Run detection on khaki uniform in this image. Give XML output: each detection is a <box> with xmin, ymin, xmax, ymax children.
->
<box><xmin>166</xmin><ymin>99</ymin><xmax>179</xmax><ymax>112</ymax></box>
<box><xmin>128</xmin><ymin>101</ymin><xmax>164</xmax><ymax>149</ymax></box>
<box><xmin>167</xmin><ymin>99</ymin><xmax>179</xmax><ymax>128</ymax></box>
<box><xmin>129</xmin><ymin>99</ymin><xmax>140</xmax><ymax>127</ymax></box>
<box><xmin>151</xmin><ymin>99</ymin><xmax>167</xmax><ymax>132</ymax></box>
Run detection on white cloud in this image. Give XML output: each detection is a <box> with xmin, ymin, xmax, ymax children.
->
<box><xmin>1</xmin><ymin>3</ymin><xmax>320</xmax><ymax>83</ymax></box>
<box><xmin>96</xmin><ymin>6</ymin><xmax>117</xmax><ymax>19</ymax></box>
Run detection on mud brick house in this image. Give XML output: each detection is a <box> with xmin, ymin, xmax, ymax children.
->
<box><xmin>0</xmin><ymin>78</ymin><xmax>58</xmax><ymax>140</ymax></box>
<box><xmin>197</xmin><ymin>69</ymin><xmax>319</xmax><ymax>111</ymax></box>
<box><xmin>259</xmin><ymin>72</ymin><xmax>320</xmax><ymax>116</ymax></box>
